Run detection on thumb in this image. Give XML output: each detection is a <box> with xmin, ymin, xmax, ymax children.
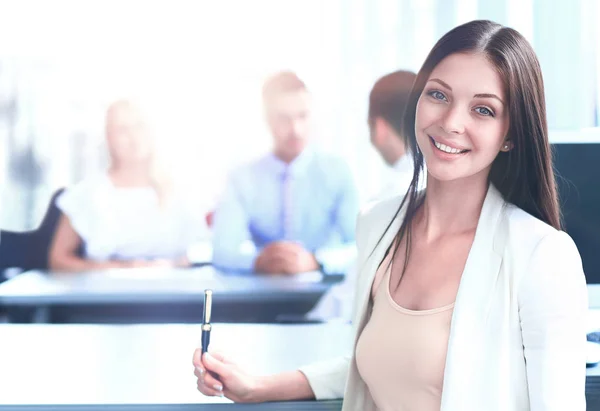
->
<box><xmin>208</xmin><ymin>351</ymin><xmax>230</xmax><ymax>363</ymax></box>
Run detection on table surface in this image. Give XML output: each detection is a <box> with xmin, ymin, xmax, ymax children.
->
<box><xmin>0</xmin><ymin>323</ymin><xmax>353</xmax><ymax>405</ymax></box>
<box><xmin>0</xmin><ymin>266</ymin><xmax>329</xmax><ymax>305</ymax></box>
<box><xmin>3</xmin><ymin>270</ymin><xmax>599</xmax><ymax>306</ymax></box>
<box><xmin>1</xmin><ymin>321</ymin><xmax>599</xmax><ymax>408</ymax></box>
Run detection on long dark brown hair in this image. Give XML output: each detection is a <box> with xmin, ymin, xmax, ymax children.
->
<box><xmin>377</xmin><ymin>20</ymin><xmax>560</xmax><ymax>278</ymax></box>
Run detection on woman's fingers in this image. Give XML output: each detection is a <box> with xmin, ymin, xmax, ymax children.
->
<box><xmin>200</xmin><ymin>368</ymin><xmax>224</xmax><ymax>391</ymax></box>
<box><xmin>195</xmin><ymin>366</ymin><xmax>224</xmax><ymax>396</ymax></box>
<box><xmin>197</xmin><ymin>379</ymin><xmax>224</xmax><ymax>397</ymax></box>
<box><xmin>203</xmin><ymin>352</ymin><xmax>231</xmax><ymax>379</ymax></box>
<box><xmin>192</xmin><ymin>348</ymin><xmax>203</xmax><ymax>368</ymax></box>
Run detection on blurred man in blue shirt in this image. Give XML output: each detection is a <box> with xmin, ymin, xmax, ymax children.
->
<box><xmin>212</xmin><ymin>71</ymin><xmax>359</xmax><ymax>275</ymax></box>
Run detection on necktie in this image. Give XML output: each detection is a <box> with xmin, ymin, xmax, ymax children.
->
<box><xmin>281</xmin><ymin>168</ymin><xmax>293</xmax><ymax>240</ymax></box>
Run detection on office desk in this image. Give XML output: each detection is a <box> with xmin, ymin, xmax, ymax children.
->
<box><xmin>587</xmin><ymin>363</ymin><xmax>600</xmax><ymax>409</ymax></box>
<box><xmin>0</xmin><ymin>323</ymin><xmax>350</xmax><ymax>410</ymax></box>
<box><xmin>0</xmin><ymin>267</ymin><xmax>335</xmax><ymax>323</ymax></box>
<box><xmin>0</xmin><ymin>322</ymin><xmax>599</xmax><ymax>410</ymax></box>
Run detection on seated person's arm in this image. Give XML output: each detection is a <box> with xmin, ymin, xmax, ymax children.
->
<box><xmin>255</xmin><ymin>241</ymin><xmax>319</xmax><ymax>274</ymax></box>
<box><xmin>211</xmin><ymin>181</ymin><xmax>306</xmax><ymax>274</ymax></box>
<box><xmin>49</xmin><ymin>215</ymin><xmax>125</xmax><ymax>271</ymax></box>
<box><xmin>212</xmin><ymin>175</ymin><xmax>259</xmax><ymax>272</ymax></box>
<box><xmin>254</xmin><ymin>162</ymin><xmax>360</xmax><ymax>276</ymax></box>
<box><xmin>314</xmin><ymin>164</ymin><xmax>360</xmax><ymax>275</ymax></box>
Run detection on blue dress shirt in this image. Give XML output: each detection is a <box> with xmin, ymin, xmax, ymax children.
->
<box><xmin>212</xmin><ymin>148</ymin><xmax>359</xmax><ymax>274</ymax></box>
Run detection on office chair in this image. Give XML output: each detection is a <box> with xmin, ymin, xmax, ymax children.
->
<box><xmin>0</xmin><ymin>188</ymin><xmax>69</xmax><ymax>280</ymax></box>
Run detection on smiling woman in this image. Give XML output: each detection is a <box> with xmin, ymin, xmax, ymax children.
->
<box><xmin>416</xmin><ymin>53</ymin><xmax>511</xmax><ymax>182</ymax></box>
<box><xmin>193</xmin><ymin>19</ymin><xmax>587</xmax><ymax>411</ymax></box>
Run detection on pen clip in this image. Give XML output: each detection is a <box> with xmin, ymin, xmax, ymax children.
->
<box><xmin>203</xmin><ymin>289</ymin><xmax>213</xmax><ymax>324</ymax></box>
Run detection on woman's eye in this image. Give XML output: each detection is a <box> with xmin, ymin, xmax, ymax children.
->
<box><xmin>427</xmin><ymin>90</ymin><xmax>447</xmax><ymax>101</ymax></box>
<box><xmin>475</xmin><ymin>106</ymin><xmax>495</xmax><ymax>117</ymax></box>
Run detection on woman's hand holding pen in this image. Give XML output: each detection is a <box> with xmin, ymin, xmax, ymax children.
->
<box><xmin>193</xmin><ymin>348</ymin><xmax>261</xmax><ymax>402</ymax></box>
<box><xmin>193</xmin><ymin>289</ymin><xmax>315</xmax><ymax>403</ymax></box>
<box><xmin>192</xmin><ymin>348</ymin><xmax>315</xmax><ymax>403</ymax></box>
<box><xmin>194</xmin><ymin>289</ymin><xmax>262</xmax><ymax>400</ymax></box>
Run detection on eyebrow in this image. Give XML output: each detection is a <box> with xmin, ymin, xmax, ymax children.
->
<box><xmin>473</xmin><ymin>93</ymin><xmax>505</xmax><ymax>105</ymax></box>
<box><xmin>428</xmin><ymin>78</ymin><xmax>452</xmax><ymax>90</ymax></box>
<box><xmin>427</xmin><ymin>78</ymin><xmax>505</xmax><ymax>105</ymax></box>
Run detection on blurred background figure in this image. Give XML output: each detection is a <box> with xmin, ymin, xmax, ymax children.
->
<box><xmin>211</xmin><ymin>71</ymin><xmax>359</xmax><ymax>275</ymax></box>
<box><xmin>49</xmin><ymin>99</ymin><xmax>205</xmax><ymax>271</ymax></box>
<box><xmin>368</xmin><ymin>70</ymin><xmax>421</xmax><ymax>201</ymax></box>
<box><xmin>308</xmin><ymin>70</ymin><xmax>419</xmax><ymax>321</ymax></box>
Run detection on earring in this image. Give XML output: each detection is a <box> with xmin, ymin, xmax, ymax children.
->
<box><xmin>503</xmin><ymin>143</ymin><xmax>510</xmax><ymax>151</ymax></box>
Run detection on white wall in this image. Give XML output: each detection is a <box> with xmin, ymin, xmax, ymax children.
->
<box><xmin>0</xmin><ymin>0</ymin><xmax>597</xmax><ymax>229</ymax></box>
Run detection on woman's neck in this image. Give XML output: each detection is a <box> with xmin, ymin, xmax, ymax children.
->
<box><xmin>416</xmin><ymin>173</ymin><xmax>489</xmax><ymax>241</ymax></box>
<box><xmin>108</xmin><ymin>163</ymin><xmax>152</xmax><ymax>187</ymax></box>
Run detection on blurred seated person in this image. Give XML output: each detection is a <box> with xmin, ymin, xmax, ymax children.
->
<box><xmin>212</xmin><ymin>71</ymin><xmax>359</xmax><ymax>275</ymax></box>
<box><xmin>308</xmin><ymin>70</ymin><xmax>419</xmax><ymax>321</ymax></box>
<box><xmin>49</xmin><ymin>99</ymin><xmax>205</xmax><ymax>271</ymax></box>
<box><xmin>368</xmin><ymin>70</ymin><xmax>422</xmax><ymax>201</ymax></box>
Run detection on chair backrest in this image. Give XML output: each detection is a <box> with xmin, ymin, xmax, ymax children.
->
<box><xmin>0</xmin><ymin>188</ymin><xmax>67</xmax><ymax>274</ymax></box>
<box><xmin>0</xmin><ymin>229</ymin><xmax>40</xmax><ymax>274</ymax></box>
<box><xmin>37</xmin><ymin>188</ymin><xmax>66</xmax><ymax>241</ymax></box>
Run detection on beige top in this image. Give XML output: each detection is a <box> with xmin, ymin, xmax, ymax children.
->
<box><xmin>355</xmin><ymin>259</ymin><xmax>454</xmax><ymax>411</ymax></box>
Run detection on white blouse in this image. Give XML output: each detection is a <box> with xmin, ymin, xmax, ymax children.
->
<box><xmin>57</xmin><ymin>173</ymin><xmax>206</xmax><ymax>262</ymax></box>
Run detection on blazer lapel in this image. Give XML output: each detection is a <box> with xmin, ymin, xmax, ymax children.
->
<box><xmin>353</xmin><ymin>200</ymin><xmax>408</xmax><ymax>339</ymax></box>
<box><xmin>440</xmin><ymin>184</ymin><xmax>508</xmax><ymax>410</ymax></box>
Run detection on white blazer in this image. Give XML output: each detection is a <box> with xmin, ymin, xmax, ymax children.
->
<box><xmin>300</xmin><ymin>184</ymin><xmax>588</xmax><ymax>411</ymax></box>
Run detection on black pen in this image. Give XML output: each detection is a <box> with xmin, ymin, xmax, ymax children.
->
<box><xmin>201</xmin><ymin>289</ymin><xmax>213</xmax><ymax>354</ymax></box>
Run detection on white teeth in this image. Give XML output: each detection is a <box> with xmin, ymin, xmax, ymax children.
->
<box><xmin>433</xmin><ymin>139</ymin><xmax>464</xmax><ymax>154</ymax></box>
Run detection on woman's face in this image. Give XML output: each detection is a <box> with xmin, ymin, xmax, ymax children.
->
<box><xmin>106</xmin><ymin>102</ymin><xmax>153</xmax><ymax>166</ymax></box>
<box><xmin>415</xmin><ymin>52</ymin><xmax>511</xmax><ymax>184</ymax></box>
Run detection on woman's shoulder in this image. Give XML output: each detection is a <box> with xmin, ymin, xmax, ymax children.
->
<box><xmin>58</xmin><ymin>173</ymin><xmax>112</xmax><ymax>212</ymax></box>
<box><xmin>358</xmin><ymin>195</ymin><xmax>405</xmax><ymax>227</ymax></box>
<box><xmin>505</xmin><ymin>204</ymin><xmax>557</xmax><ymax>240</ymax></box>
<box><xmin>355</xmin><ymin>194</ymin><xmax>406</xmax><ymax>248</ymax></box>
<box><xmin>504</xmin><ymin>205</ymin><xmax>586</xmax><ymax>313</ymax></box>
<box><xmin>64</xmin><ymin>173</ymin><xmax>111</xmax><ymax>194</ymax></box>
<box><xmin>503</xmin><ymin>204</ymin><xmax>579</xmax><ymax>265</ymax></box>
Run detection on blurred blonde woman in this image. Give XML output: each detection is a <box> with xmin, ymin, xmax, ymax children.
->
<box><xmin>49</xmin><ymin>99</ymin><xmax>205</xmax><ymax>271</ymax></box>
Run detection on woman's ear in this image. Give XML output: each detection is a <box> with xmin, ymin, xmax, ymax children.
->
<box><xmin>500</xmin><ymin>140</ymin><xmax>514</xmax><ymax>152</ymax></box>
